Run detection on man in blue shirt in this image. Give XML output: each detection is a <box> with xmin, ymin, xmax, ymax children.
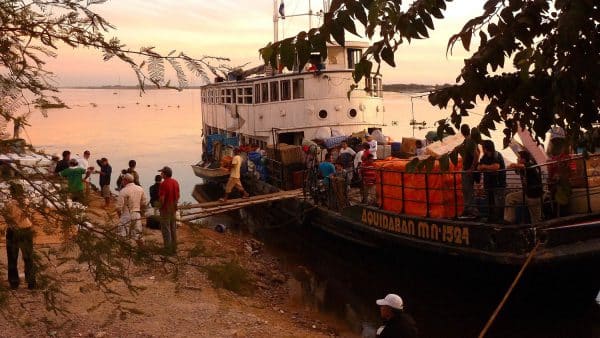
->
<box><xmin>319</xmin><ymin>153</ymin><xmax>336</xmax><ymax>187</ymax></box>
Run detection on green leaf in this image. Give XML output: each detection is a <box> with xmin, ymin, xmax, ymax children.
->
<box><xmin>381</xmin><ymin>46</ymin><xmax>395</xmax><ymax>67</ymax></box>
<box><xmin>279</xmin><ymin>39</ymin><xmax>295</xmax><ymax>70</ymax></box>
<box><xmin>330</xmin><ymin>18</ymin><xmax>346</xmax><ymax>46</ymax></box>
<box><xmin>460</xmin><ymin>29</ymin><xmax>472</xmax><ymax>51</ymax></box>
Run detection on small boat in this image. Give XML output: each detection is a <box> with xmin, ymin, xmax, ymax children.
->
<box><xmin>191</xmin><ymin>163</ymin><xmax>230</xmax><ymax>180</ymax></box>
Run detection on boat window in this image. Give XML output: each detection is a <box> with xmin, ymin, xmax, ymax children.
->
<box><xmin>254</xmin><ymin>84</ymin><xmax>261</xmax><ymax>104</ymax></box>
<box><xmin>373</xmin><ymin>77</ymin><xmax>383</xmax><ymax>97</ymax></box>
<box><xmin>270</xmin><ymin>81</ymin><xmax>279</xmax><ymax>101</ymax></box>
<box><xmin>221</xmin><ymin>89</ymin><xmax>226</xmax><ymax>104</ymax></box>
<box><xmin>365</xmin><ymin>77</ymin><xmax>373</xmax><ymax>95</ymax></box>
<box><xmin>293</xmin><ymin>78</ymin><xmax>304</xmax><ymax>99</ymax></box>
<box><xmin>208</xmin><ymin>90</ymin><xmax>213</xmax><ymax>104</ymax></box>
<box><xmin>261</xmin><ymin>83</ymin><xmax>269</xmax><ymax>102</ymax></box>
<box><xmin>280</xmin><ymin>80</ymin><xmax>291</xmax><ymax>101</ymax></box>
<box><xmin>347</xmin><ymin>48</ymin><xmax>363</xmax><ymax>69</ymax></box>
<box><xmin>236</xmin><ymin>88</ymin><xmax>244</xmax><ymax>104</ymax></box>
<box><xmin>225</xmin><ymin>88</ymin><xmax>235</xmax><ymax>104</ymax></box>
<box><xmin>318</xmin><ymin>109</ymin><xmax>328</xmax><ymax>119</ymax></box>
<box><xmin>348</xmin><ymin>108</ymin><xmax>358</xmax><ymax>118</ymax></box>
<box><xmin>243</xmin><ymin>87</ymin><xmax>253</xmax><ymax>104</ymax></box>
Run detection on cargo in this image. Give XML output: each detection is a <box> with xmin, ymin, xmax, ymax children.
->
<box><xmin>267</xmin><ymin>143</ymin><xmax>305</xmax><ymax>165</ymax></box>
<box><xmin>323</xmin><ymin>135</ymin><xmax>348</xmax><ymax>149</ymax></box>
<box><xmin>374</xmin><ymin>159</ymin><xmax>463</xmax><ymax>218</ymax></box>
<box><xmin>425</xmin><ymin>134</ymin><xmax>465</xmax><ymax>158</ymax></box>
<box><xmin>401</xmin><ymin>137</ymin><xmax>418</xmax><ymax>154</ymax></box>
<box><xmin>376</xmin><ymin>144</ymin><xmax>392</xmax><ymax>159</ymax></box>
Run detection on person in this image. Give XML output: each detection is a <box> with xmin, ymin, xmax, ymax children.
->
<box><xmin>367</xmin><ymin>135</ymin><xmax>378</xmax><ymax>159</ymax></box>
<box><xmin>318</xmin><ymin>153</ymin><xmax>336</xmax><ymax>187</ymax></box>
<box><xmin>504</xmin><ymin>151</ymin><xmax>543</xmax><ymax>224</ymax></box>
<box><xmin>115</xmin><ymin>174</ymin><xmax>148</xmax><ymax>245</ymax></box>
<box><xmin>361</xmin><ymin>154</ymin><xmax>377</xmax><ymax>205</ymax></box>
<box><xmin>96</xmin><ymin>157</ymin><xmax>112</xmax><ymax>207</ymax></box>
<box><xmin>415</xmin><ymin>139</ymin><xmax>425</xmax><ymax>156</ymax></box>
<box><xmin>478</xmin><ymin>140</ymin><xmax>506</xmax><ymax>223</ymax></box>
<box><xmin>127</xmin><ymin>160</ymin><xmax>141</xmax><ymax>186</ymax></box>
<box><xmin>340</xmin><ymin>141</ymin><xmax>356</xmax><ymax>157</ymax></box>
<box><xmin>220</xmin><ymin>149</ymin><xmax>249</xmax><ymax>202</ymax></box>
<box><xmin>354</xmin><ymin>142</ymin><xmax>370</xmax><ymax>171</ymax></box>
<box><xmin>78</xmin><ymin>150</ymin><xmax>92</xmax><ymax>195</ymax></box>
<box><xmin>546</xmin><ymin>126</ymin><xmax>580</xmax><ymax>216</ymax></box>
<box><xmin>2</xmin><ymin>183</ymin><xmax>36</xmax><ymax>290</ymax></box>
<box><xmin>116</xmin><ymin>169</ymin><xmax>128</xmax><ymax>191</ymax></box>
<box><xmin>149</xmin><ymin>174</ymin><xmax>162</xmax><ymax>208</ymax></box>
<box><xmin>59</xmin><ymin>159</ymin><xmax>88</xmax><ymax>202</ymax></box>
<box><xmin>54</xmin><ymin>150</ymin><xmax>71</xmax><ymax>174</ymax></box>
<box><xmin>338</xmin><ymin>141</ymin><xmax>356</xmax><ymax>170</ymax></box>
<box><xmin>375</xmin><ymin>294</ymin><xmax>418</xmax><ymax>338</ymax></box>
<box><xmin>458</xmin><ymin>125</ymin><xmax>480</xmax><ymax>217</ymax></box>
<box><xmin>158</xmin><ymin>166</ymin><xmax>180</xmax><ymax>253</ymax></box>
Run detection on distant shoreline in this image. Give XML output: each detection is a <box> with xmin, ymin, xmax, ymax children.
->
<box><xmin>61</xmin><ymin>83</ymin><xmax>450</xmax><ymax>92</ymax></box>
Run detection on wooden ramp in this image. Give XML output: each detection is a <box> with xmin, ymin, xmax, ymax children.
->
<box><xmin>179</xmin><ymin>189</ymin><xmax>304</xmax><ymax>221</ymax></box>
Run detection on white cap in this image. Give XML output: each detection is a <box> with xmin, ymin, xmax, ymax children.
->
<box><xmin>376</xmin><ymin>294</ymin><xmax>404</xmax><ymax>310</ymax></box>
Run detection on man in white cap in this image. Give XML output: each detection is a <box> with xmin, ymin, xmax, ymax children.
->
<box><xmin>115</xmin><ymin>173</ymin><xmax>148</xmax><ymax>245</ymax></box>
<box><xmin>375</xmin><ymin>293</ymin><xmax>418</xmax><ymax>338</ymax></box>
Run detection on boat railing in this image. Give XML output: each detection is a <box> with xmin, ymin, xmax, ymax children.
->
<box><xmin>312</xmin><ymin>153</ymin><xmax>600</xmax><ymax>224</ymax></box>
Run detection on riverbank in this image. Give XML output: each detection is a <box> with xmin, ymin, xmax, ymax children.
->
<box><xmin>0</xmin><ymin>192</ymin><xmax>357</xmax><ymax>337</ymax></box>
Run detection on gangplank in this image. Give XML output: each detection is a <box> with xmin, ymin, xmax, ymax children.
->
<box><xmin>179</xmin><ymin>189</ymin><xmax>304</xmax><ymax>221</ymax></box>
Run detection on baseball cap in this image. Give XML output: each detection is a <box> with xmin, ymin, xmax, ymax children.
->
<box><xmin>158</xmin><ymin>166</ymin><xmax>172</xmax><ymax>176</ymax></box>
<box><xmin>376</xmin><ymin>294</ymin><xmax>404</xmax><ymax>310</ymax></box>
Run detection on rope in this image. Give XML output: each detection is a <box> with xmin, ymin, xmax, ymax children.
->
<box><xmin>478</xmin><ymin>241</ymin><xmax>542</xmax><ymax>338</ymax></box>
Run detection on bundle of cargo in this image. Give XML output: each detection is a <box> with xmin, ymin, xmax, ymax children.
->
<box><xmin>376</xmin><ymin>144</ymin><xmax>392</xmax><ymax>159</ymax></box>
<box><xmin>425</xmin><ymin>134</ymin><xmax>465</xmax><ymax>158</ymax></box>
<box><xmin>322</xmin><ymin>135</ymin><xmax>348</xmax><ymax>149</ymax></box>
<box><xmin>266</xmin><ymin>143</ymin><xmax>305</xmax><ymax>165</ymax></box>
<box><xmin>373</xmin><ymin>159</ymin><xmax>464</xmax><ymax>218</ymax></box>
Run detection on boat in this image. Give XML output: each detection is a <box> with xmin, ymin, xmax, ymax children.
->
<box><xmin>192</xmin><ymin>1</ymin><xmax>600</xmax><ymax>302</ymax></box>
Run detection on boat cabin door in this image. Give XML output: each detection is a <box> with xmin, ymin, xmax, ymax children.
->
<box><xmin>277</xmin><ymin>131</ymin><xmax>304</xmax><ymax>146</ymax></box>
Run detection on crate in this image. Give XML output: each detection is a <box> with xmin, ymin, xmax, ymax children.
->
<box><xmin>267</xmin><ymin>144</ymin><xmax>305</xmax><ymax>165</ymax></box>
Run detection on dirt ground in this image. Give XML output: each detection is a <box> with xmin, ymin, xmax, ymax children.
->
<box><xmin>0</xmin><ymin>193</ymin><xmax>359</xmax><ymax>338</ymax></box>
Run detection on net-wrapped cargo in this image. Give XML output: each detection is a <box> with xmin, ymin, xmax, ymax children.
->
<box><xmin>373</xmin><ymin>159</ymin><xmax>464</xmax><ymax>218</ymax></box>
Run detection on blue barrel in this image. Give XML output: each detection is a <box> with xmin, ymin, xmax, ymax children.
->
<box><xmin>391</xmin><ymin>142</ymin><xmax>402</xmax><ymax>152</ymax></box>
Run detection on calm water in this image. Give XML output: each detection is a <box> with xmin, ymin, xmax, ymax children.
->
<box><xmin>25</xmin><ymin>88</ymin><xmax>599</xmax><ymax>337</ymax></box>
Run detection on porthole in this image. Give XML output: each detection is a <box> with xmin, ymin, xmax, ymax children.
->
<box><xmin>348</xmin><ymin>108</ymin><xmax>358</xmax><ymax>118</ymax></box>
<box><xmin>318</xmin><ymin>109</ymin><xmax>328</xmax><ymax>119</ymax></box>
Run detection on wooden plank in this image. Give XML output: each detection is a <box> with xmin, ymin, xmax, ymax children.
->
<box><xmin>181</xmin><ymin>194</ymin><xmax>302</xmax><ymax>218</ymax></box>
<box><xmin>179</xmin><ymin>189</ymin><xmax>303</xmax><ymax>210</ymax></box>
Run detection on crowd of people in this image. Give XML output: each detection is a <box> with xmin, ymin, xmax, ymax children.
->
<box><xmin>50</xmin><ymin>150</ymin><xmax>181</xmax><ymax>253</ymax></box>
<box><xmin>316</xmin><ymin>125</ymin><xmax>583</xmax><ymax>224</ymax></box>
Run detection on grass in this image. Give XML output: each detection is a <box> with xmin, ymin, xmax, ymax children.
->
<box><xmin>205</xmin><ymin>260</ymin><xmax>254</xmax><ymax>296</ymax></box>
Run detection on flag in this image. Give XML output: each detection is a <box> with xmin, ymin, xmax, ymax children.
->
<box><xmin>279</xmin><ymin>1</ymin><xmax>285</xmax><ymax>19</ymax></box>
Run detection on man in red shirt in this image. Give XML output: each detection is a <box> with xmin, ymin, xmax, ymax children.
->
<box><xmin>158</xmin><ymin>166</ymin><xmax>180</xmax><ymax>254</ymax></box>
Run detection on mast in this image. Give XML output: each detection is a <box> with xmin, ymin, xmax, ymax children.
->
<box><xmin>308</xmin><ymin>0</ymin><xmax>312</xmax><ymax>30</ymax></box>
<box><xmin>273</xmin><ymin>0</ymin><xmax>279</xmax><ymax>42</ymax></box>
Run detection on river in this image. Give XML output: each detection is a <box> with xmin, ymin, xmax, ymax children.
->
<box><xmin>24</xmin><ymin>88</ymin><xmax>599</xmax><ymax>337</ymax></box>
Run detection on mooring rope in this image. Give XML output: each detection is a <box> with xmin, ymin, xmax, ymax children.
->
<box><xmin>478</xmin><ymin>241</ymin><xmax>542</xmax><ymax>338</ymax></box>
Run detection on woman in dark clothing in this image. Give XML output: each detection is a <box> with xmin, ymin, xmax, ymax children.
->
<box><xmin>376</xmin><ymin>294</ymin><xmax>418</xmax><ymax>338</ymax></box>
<box><xmin>149</xmin><ymin>174</ymin><xmax>162</xmax><ymax>208</ymax></box>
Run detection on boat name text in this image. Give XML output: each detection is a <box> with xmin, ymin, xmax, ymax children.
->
<box><xmin>361</xmin><ymin>208</ymin><xmax>469</xmax><ymax>246</ymax></box>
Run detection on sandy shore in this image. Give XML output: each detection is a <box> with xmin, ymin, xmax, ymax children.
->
<box><xmin>0</xmin><ymin>193</ymin><xmax>358</xmax><ymax>338</ymax></box>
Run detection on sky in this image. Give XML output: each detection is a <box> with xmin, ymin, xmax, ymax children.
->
<box><xmin>47</xmin><ymin>0</ymin><xmax>486</xmax><ymax>86</ymax></box>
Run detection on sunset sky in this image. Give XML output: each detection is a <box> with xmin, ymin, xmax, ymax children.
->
<box><xmin>48</xmin><ymin>0</ymin><xmax>486</xmax><ymax>86</ymax></box>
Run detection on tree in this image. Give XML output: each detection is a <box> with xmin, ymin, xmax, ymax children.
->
<box><xmin>260</xmin><ymin>0</ymin><xmax>600</xmax><ymax>155</ymax></box>
<box><xmin>0</xmin><ymin>0</ymin><xmax>231</xmax><ymax>324</ymax></box>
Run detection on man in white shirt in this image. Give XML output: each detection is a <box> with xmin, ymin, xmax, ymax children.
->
<box><xmin>115</xmin><ymin>173</ymin><xmax>148</xmax><ymax>244</ymax></box>
<box><xmin>77</xmin><ymin>150</ymin><xmax>92</xmax><ymax>195</ymax></box>
<box><xmin>339</xmin><ymin>141</ymin><xmax>356</xmax><ymax>156</ymax></box>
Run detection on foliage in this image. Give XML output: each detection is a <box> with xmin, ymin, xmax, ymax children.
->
<box><xmin>0</xmin><ymin>0</ymin><xmax>230</xmax><ymax>127</ymax></box>
<box><xmin>0</xmin><ymin>0</ymin><xmax>233</xmax><ymax>326</ymax></box>
<box><xmin>260</xmin><ymin>0</ymin><xmax>599</xmax><ymax>154</ymax></box>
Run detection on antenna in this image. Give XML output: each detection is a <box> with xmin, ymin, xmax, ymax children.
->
<box><xmin>409</xmin><ymin>94</ymin><xmax>428</xmax><ymax>137</ymax></box>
